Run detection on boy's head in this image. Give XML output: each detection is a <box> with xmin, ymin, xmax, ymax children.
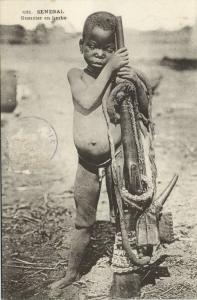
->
<box><xmin>80</xmin><ymin>11</ymin><xmax>117</xmax><ymax>71</ymax></box>
<box><xmin>82</xmin><ymin>11</ymin><xmax>116</xmax><ymax>40</ymax></box>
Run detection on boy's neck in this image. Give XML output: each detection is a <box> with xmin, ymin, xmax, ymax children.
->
<box><xmin>84</xmin><ymin>65</ymin><xmax>101</xmax><ymax>79</ymax></box>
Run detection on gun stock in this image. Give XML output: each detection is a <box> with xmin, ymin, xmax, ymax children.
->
<box><xmin>115</xmin><ymin>16</ymin><xmax>142</xmax><ymax>194</ymax></box>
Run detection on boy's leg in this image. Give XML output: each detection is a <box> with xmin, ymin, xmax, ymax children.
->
<box><xmin>50</xmin><ymin>159</ymin><xmax>101</xmax><ymax>289</ymax></box>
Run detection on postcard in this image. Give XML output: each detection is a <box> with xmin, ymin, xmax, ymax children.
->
<box><xmin>1</xmin><ymin>0</ymin><xmax>197</xmax><ymax>299</ymax></box>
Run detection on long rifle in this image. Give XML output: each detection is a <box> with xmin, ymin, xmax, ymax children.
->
<box><xmin>116</xmin><ymin>16</ymin><xmax>142</xmax><ymax>195</ymax></box>
<box><xmin>111</xmin><ymin>16</ymin><xmax>144</xmax><ymax>299</ymax></box>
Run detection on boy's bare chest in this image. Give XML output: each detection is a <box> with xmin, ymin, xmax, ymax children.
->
<box><xmin>81</xmin><ymin>71</ymin><xmax>96</xmax><ymax>86</ymax></box>
<box><xmin>81</xmin><ymin>71</ymin><xmax>112</xmax><ymax>97</ymax></box>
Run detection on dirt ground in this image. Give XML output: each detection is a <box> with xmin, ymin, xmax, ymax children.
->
<box><xmin>1</xmin><ymin>37</ymin><xmax>197</xmax><ymax>300</ymax></box>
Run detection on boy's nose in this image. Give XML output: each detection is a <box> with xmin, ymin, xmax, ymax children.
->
<box><xmin>95</xmin><ymin>49</ymin><xmax>105</xmax><ymax>58</ymax></box>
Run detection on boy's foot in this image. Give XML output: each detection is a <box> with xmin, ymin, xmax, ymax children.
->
<box><xmin>49</xmin><ymin>273</ymin><xmax>79</xmax><ymax>290</ymax></box>
<box><xmin>48</xmin><ymin>278</ymin><xmax>74</xmax><ymax>299</ymax></box>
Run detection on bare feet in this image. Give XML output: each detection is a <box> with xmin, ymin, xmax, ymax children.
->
<box><xmin>49</xmin><ymin>275</ymin><xmax>76</xmax><ymax>290</ymax></box>
<box><xmin>48</xmin><ymin>274</ymin><xmax>77</xmax><ymax>299</ymax></box>
<box><xmin>48</xmin><ymin>228</ymin><xmax>90</xmax><ymax>295</ymax></box>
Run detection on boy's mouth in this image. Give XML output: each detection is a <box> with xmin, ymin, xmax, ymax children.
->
<box><xmin>92</xmin><ymin>61</ymin><xmax>104</xmax><ymax>67</ymax></box>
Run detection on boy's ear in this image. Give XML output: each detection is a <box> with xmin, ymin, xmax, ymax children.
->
<box><xmin>79</xmin><ymin>39</ymin><xmax>84</xmax><ymax>53</ymax></box>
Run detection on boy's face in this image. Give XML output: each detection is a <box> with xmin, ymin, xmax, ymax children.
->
<box><xmin>80</xmin><ymin>26</ymin><xmax>116</xmax><ymax>70</ymax></box>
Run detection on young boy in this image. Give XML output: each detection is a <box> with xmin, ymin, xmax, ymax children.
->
<box><xmin>50</xmin><ymin>11</ymin><xmax>149</xmax><ymax>291</ymax></box>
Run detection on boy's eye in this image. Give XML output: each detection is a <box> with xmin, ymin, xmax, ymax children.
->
<box><xmin>105</xmin><ymin>47</ymin><xmax>115</xmax><ymax>53</ymax></box>
<box><xmin>88</xmin><ymin>44</ymin><xmax>96</xmax><ymax>50</ymax></box>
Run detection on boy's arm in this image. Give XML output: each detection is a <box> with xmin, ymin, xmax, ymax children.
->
<box><xmin>67</xmin><ymin>48</ymin><xmax>129</xmax><ymax>112</ymax></box>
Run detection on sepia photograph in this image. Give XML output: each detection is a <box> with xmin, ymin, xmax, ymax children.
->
<box><xmin>1</xmin><ymin>0</ymin><xmax>197</xmax><ymax>299</ymax></box>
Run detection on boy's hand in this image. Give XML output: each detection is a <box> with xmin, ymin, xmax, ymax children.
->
<box><xmin>107</xmin><ymin>47</ymin><xmax>129</xmax><ymax>72</ymax></box>
<box><xmin>117</xmin><ymin>65</ymin><xmax>138</xmax><ymax>81</ymax></box>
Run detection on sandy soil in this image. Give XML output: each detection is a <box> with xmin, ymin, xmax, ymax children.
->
<box><xmin>1</xmin><ymin>38</ymin><xmax>197</xmax><ymax>299</ymax></box>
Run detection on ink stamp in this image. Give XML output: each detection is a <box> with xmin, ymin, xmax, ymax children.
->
<box><xmin>6</xmin><ymin>116</ymin><xmax>58</xmax><ymax>171</ymax></box>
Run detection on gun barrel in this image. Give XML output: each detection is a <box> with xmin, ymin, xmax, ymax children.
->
<box><xmin>116</xmin><ymin>16</ymin><xmax>125</xmax><ymax>49</ymax></box>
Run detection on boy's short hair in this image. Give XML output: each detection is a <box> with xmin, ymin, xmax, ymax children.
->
<box><xmin>82</xmin><ymin>11</ymin><xmax>116</xmax><ymax>39</ymax></box>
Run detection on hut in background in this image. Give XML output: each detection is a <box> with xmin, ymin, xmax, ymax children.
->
<box><xmin>0</xmin><ymin>25</ymin><xmax>26</xmax><ymax>44</ymax></box>
<box><xmin>1</xmin><ymin>70</ymin><xmax>17</xmax><ymax>113</ymax></box>
<box><xmin>33</xmin><ymin>23</ymin><xmax>49</xmax><ymax>44</ymax></box>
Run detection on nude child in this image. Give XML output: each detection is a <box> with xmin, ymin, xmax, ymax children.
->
<box><xmin>50</xmin><ymin>11</ymin><xmax>148</xmax><ymax>292</ymax></box>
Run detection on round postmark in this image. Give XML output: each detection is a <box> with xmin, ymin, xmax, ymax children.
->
<box><xmin>6</xmin><ymin>116</ymin><xmax>58</xmax><ymax>171</ymax></box>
